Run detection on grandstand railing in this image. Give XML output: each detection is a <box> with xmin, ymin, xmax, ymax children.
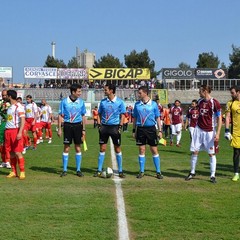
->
<box><xmin>165</xmin><ymin>78</ymin><xmax>240</xmax><ymax>91</ymax></box>
<box><xmin>5</xmin><ymin>77</ymin><xmax>238</xmax><ymax>104</ymax></box>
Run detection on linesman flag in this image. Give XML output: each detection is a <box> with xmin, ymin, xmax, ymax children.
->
<box><xmin>158</xmin><ymin>138</ymin><xmax>166</xmax><ymax>146</ymax></box>
<box><xmin>83</xmin><ymin>140</ymin><xmax>88</xmax><ymax>151</ymax></box>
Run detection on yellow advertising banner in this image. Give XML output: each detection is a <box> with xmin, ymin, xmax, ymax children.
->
<box><xmin>150</xmin><ymin>89</ymin><xmax>168</xmax><ymax>105</ymax></box>
<box><xmin>88</xmin><ymin>68</ymin><xmax>150</xmax><ymax>80</ymax></box>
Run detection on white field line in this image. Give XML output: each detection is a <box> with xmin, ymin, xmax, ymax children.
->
<box><xmin>110</xmin><ymin>139</ymin><xmax>130</xmax><ymax>240</ymax></box>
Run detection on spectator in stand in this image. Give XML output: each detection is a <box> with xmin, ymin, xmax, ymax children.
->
<box><xmin>134</xmin><ymin>81</ymin><xmax>138</xmax><ymax>89</ymax></box>
<box><xmin>169</xmin><ymin>100</ymin><xmax>184</xmax><ymax>147</ymax></box>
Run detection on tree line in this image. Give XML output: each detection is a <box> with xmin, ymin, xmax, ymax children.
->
<box><xmin>44</xmin><ymin>45</ymin><xmax>240</xmax><ymax>79</ymax></box>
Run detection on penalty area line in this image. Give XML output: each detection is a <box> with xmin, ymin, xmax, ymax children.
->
<box><xmin>110</xmin><ymin>139</ymin><xmax>130</xmax><ymax>240</ymax></box>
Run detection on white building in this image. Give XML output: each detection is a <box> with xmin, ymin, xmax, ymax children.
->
<box><xmin>76</xmin><ymin>47</ymin><xmax>96</xmax><ymax>68</ymax></box>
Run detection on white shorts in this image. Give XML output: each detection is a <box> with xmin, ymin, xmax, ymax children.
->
<box><xmin>189</xmin><ymin>127</ymin><xmax>195</xmax><ymax>138</ymax></box>
<box><xmin>190</xmin><ymin>126</ymin><xmax>215</xmax><ymax>154</ymax></box>
<box><xmin>171</xmin><ymin>123</ymin><xmax>182</xmax><ymax>135</ymax></box>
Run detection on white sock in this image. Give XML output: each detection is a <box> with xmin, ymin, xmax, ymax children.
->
<box><xmin>190</xmin><ymin>154</ymin><xmax>198</xmax><ymax>174</ymax></box>
<box><xmin>210</xmin><ymin>155</ymin><xmax>217</xmax><ymax>177</ymax></box>
<box><xmin>176</xmin><ymin>132</ymin><xmax>182</xmax><ymax>144</ymax></box>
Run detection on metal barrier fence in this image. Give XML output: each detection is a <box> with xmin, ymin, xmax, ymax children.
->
<box><xmin>165</xmin><ymin>78</ymin><xmax>240</xmax><ymax>91</ymax></box>
<box><xmin>3</xmin><ymin>82</ymin><xmax>235</xmax><ymax>105</ymax></box>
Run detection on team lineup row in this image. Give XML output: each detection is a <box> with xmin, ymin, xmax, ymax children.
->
<box><xmin>0</xmin><ymin>84</ymin><xmax>239</xmax><ymax>182</ymax></box>
<box><xmin>57</xmin><ymin>83</ymin><xmax>239</xmax><ymax>183</ymax></box>
<box><xmin>0</xmin><ymin>90</ymin><xmax>53</xmax><ymax>179</ymax></box>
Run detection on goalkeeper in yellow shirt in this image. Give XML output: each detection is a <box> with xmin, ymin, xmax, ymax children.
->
<box><xmin>225</xmin><ymin>85</ymin><xmax>240</xmax><ymax>181</ymax></box>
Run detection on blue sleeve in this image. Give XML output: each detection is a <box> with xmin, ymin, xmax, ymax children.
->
<box><xmin>59</xmin><ymin>99</ymin><xmax>64</xmax><ymax>115</ymax></box>
<box><xmin>215</xmin><ymin>110</ymin><xmax>221</xmax><ymax>117</ymax></box>
<box><xmin>120</xmin><ymin>101</ymin><xmax>126</xmax><ymax>114</ymax></box>
<box><xmin>133</xmin><ymin>103</ymin><xmax>137</xmax><ymax>118</ymax></box>
<box><xmin>98</xmin><ymin>101</ymin><xmax>103</xmax><ymax>115</ymax></box>
<box><xmin>82</xmin><ymin>101</ymin><xmax>86</xmax><ymax>115</ymax></box>
<box><xmin>153</xmin><ymin>102</ymin><xmax>160</xmax><ymax>118</ymax></box>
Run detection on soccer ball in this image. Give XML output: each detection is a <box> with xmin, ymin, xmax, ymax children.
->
<box><xmin>101</xmin><ymin>167</ymin><xmax>113</xmax><ymax>178</ymax></box>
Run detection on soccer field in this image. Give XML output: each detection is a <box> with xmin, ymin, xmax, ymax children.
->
<box><xmin>0</xmin><ymin>125</ymin><xmax>239</xmax><ymax>240</ymax></box>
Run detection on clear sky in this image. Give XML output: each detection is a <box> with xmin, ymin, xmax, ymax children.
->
<box><xmin>1</xmin><ymin>0</ymin><xmax>239</xmax><ymax>84</ymax></box>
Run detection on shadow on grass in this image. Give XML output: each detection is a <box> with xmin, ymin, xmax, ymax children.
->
<box><xmin>29</xmin><ymin>166</ymin><xmax>59</xmax><ymax>174</ymax></box>
<box><xmin>30</xmin><ymin>166</ymin><xmax>99</xmax><ymax>176</ymax></box>
<box><xmin>164</xmin><ymin>167</ymin><xmax>230</xmax><ymax>179</ymax></box>
<box><xmin>201</xmin><ymin>162</ymin><xmax>232</xmax><ymax>174</ymax></box>
<box><xmin>68</xmin><ymin>166</ymin><xmax>96</xmax><ymax>174</ymax></box>
<box><xmin>145</xmin><ymin>168</ymin><xmax>189</xmax><ymax>179</ymax></box>
<box><xmin>159</xmin><ymin>148</ymin><xmax>189</xmax><ymax>155</ymax></box>
<box><xmin>0</xmin><ymin>171</ymin><xmax>9</xmax><ymax>176</ymax></box>
<box><xmin>120</xmin><ymin>169</ymin><xmax>139</xmax><ymax>177</ymax></box>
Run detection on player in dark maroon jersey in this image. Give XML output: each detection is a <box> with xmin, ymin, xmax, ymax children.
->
<box><xmin>169</xmin><ymin>100</ymin><xmax>184</xmax><ymax>147</ymax></box>
<box><xmin>185</xmin><ymin>85</ymin><xmax>222</xmax><ymax>183</ymax></box>
<box><xmin>185</xmin><ymin>99</ymin><xmax>199</xmax><ymax>139</ymax></box>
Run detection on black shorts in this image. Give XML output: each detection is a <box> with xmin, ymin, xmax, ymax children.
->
<box><xmin>99</xmin><ymin>125</ymin><xmax>121</xmax><ymax>146</ymax></box>
<box><xmin>136</xmin><ymin>126</ymin><xmax>158</xmax><ymax>146</ymax></box>
<box><xmin>63</xmin><ymin>122</ymin><xmax>83</xmax><ymax>145</ymax></box>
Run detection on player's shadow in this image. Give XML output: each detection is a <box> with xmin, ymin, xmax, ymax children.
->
<box><xmin>0</xmin><ymin>171</ymin><xmax>9</xmax><ymax>176</ymax></box>
<box><xmin>158</xmin><ymin>169</ymin><xmax>189</xmax><ymax>178</ymax></box>
<box><xmin>158</xmin><ymin>148</ymin><xmax>189</xmax><ymax>155</ymax></box>
<box><xmin>118</xmin><ymin>169</ymin><xmax>139</xmax><ymax>177</ymax></box>
<box><xmin>148</xmin><ymin>168</ymin><xmax>191</xmax><ymax>178</ymax></box>
<box><xmin>68</xmin><ymin>166</ymin><xmax>95</xmax><ymax>174</ymax></box>
<box><xmin>201</xmin><ymin>162</ymin><xmax>232</xmax><ymax>175</ymax></box>
<box><xmin>30</xmin><ymin>166</ymin><xmax>99</xmax><ymax>175</ymax></box>
<box><xmin>166</xmin><ymin>168</ymin><xmax>214</xmax><ymax>178</ymax></box>
<box><xmin>29</xmin><ymin>166</ymin><xmax>59</xmax><ymax>175</ymax></box>
<box><xmin>217</xmin><ymin>163</ymin><xmax>233</xmax><ymax>172</ymax></box>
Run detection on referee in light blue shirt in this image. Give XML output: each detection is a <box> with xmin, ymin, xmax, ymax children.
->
<box><xmin>57</xmin><ymin>84</ymin><xmax>86</xmax><ymax>177</ymax></box>
<box><xmin>132</xmin><ymin>86</ymin><xmax>163</xmax><ymax>179</ymax></box>
<box><xmin>94</xmin><ymin>83</ymin><xmax>126</xmax><ymax>178</ymax></box>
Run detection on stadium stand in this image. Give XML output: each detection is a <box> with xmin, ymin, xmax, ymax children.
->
<box><xmin>13</xmin><ymin>88</ymin><xmax>229</xmax><ymax>104</ymax></box>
